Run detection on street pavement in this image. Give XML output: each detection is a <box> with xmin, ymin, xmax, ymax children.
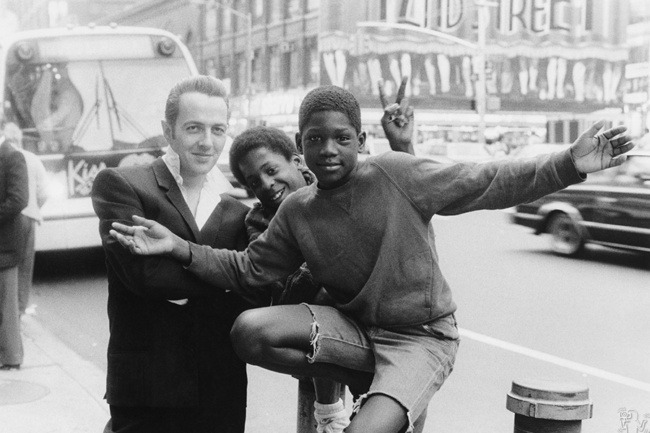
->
<box><xmin>2</xmin><ymin>311</ymin><xmax>648</xmax><ymax>432</ymax></box>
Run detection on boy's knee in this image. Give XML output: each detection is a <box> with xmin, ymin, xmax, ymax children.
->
<box><xmin>230</xmin><ymin>309</ymin><xmax>268</xmax><ymax>363</ymax></box>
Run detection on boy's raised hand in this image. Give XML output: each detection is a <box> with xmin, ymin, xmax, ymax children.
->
<box><xmin>110</xmin><ymin>215</ymin><xmax>176</xmax><ymax>256</ymax></box>
<box><xmin>571</xmin><ymin>120</ymin><xmax>636</xmax><ymax>174</ymax></box>
<box><xmin>379</xmin><ymin>76</ymin><xmax>415</xmax><ymax>155</ymax></box>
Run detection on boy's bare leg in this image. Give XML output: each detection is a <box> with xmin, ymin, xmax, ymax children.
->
<box><xmin>232</xmin><ymin>305</ymin><xmax>417</xmax><ymax>432</ymax></box>
<box><xmin>313</xmin><ymin>377</ymin><xmax>341</xmax><ymax>404</ymax></box>
<box><xmin>230</xmin><ymin>305</ymin><xmax>372</xmax><ymax>392</ymax></box>
<box><xmin>346</xmin><ymin>394</ymin><xmax>409</xmax><ymax>433</ymax></box>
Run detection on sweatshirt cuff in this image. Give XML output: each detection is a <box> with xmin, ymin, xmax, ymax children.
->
<box><xmin>184</xmin><ymin>242</ymin><xmax>199</xmax><ymax>270</ymax></box>
<box><xmin>555</xmin><ymin>148</ymin><xmax>586</xmax><ymax>187</ymax></box>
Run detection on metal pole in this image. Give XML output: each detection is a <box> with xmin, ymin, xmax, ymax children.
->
<box><xmin>245</xmin><ymin>12</ymin><xmax>252</xmax><ymax>124</ymax></box>
<box><xmin>476</xmin><ymin>2</ymin><xmax>488</xmax><ymax>147</ymax></box>
<box><xmin>296</xmin><ymin>378</ymin><xmax>318</xmax><ymax>433</ymax></box>
<box><xmin>474</xmin><ymin>0</ymin><xmax>497</xmax><ymax>146</ymax></box>
<box><xmin>296</xmin><ymin>379</ymin><xmax>347</xmax><ymax>433</ymax></box>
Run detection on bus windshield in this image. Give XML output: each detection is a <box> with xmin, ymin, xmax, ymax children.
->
<box><xmin>5</xmin><ymin>56</ymin><xmax>190</xmax><ymax>154</ymax></box>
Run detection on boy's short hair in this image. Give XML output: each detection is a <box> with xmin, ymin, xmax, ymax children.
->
<box><xmin>229</xmin><ymin>126</ymin><xmax>298</xmax><ymax>187</ymax></box>
<box><xmin>298</xmin><ymin>85</ymin><xmax>362</xmax><ymax>134</ymax></box>
<box><xmin>165</xmin><ymin>75</ymin><xmax>229</xmax><ymax>130</ymax></box>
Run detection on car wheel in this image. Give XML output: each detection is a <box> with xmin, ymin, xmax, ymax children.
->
<box><xmin>547</xmin><ymin>213</ymin><xmax>584</xmax><ymax>256</ymax></box>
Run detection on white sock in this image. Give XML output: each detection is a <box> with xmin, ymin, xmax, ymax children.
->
<box><xmin>314</xmin><ymin>399</ymin><xmax>349</xmax><ymax>433</ymax></box>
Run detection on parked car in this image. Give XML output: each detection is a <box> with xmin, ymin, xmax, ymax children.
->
<box><xmin>510</xmin><ymin>152</ymin><xmax>650</xmax><ymax>256</ymax></box>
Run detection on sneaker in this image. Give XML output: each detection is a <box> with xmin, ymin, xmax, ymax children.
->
<box><xmin>314</xmin><ymin>399</ymin><xmax>349</xmax><ymax>433</ymax></box>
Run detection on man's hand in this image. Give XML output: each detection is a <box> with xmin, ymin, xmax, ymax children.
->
<box><xmin>379</xmin><ymin>76</ymin><xmax>414</xmax><ymax>155</ymax></box>
<box><xmin>571</xmin><ymin>120</ymin><xmax>636</xmax><ymax>174</ymax></box>
<box><xmin>110</xmin><ymin>215</ymin><xmax>177</xmax><ymax>256</ymax></box>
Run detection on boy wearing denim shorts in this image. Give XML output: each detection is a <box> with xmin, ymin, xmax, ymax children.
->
<box><xmin>110</xmin><ymin>86</ymin><xmax>634</xmax><ymax>433</ymax></box>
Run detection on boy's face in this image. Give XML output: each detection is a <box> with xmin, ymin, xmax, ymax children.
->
<box><xmin>239</xmin><ymin>147</ymin><xmax>307</xmax><ymax>210</ymax></box>
<box><xmin>296</xmin><ymin>111</ymin><xmax>365</xmax><ymax>190</ymax></box>
<box><xmin>162</xmin><ymin>92</ymin><xmax>228</xmax><ymax>181</ymax></box>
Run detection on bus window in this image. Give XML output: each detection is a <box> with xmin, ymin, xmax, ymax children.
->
<box><xmin>4</xmin><ymin>57</ymin><xmax>188</xmax><ymax>154</ymax></box>
<box><xmin>30</xmin><ymin>63</ymin><xmax>83</xmax><ymax>153</ymax></box>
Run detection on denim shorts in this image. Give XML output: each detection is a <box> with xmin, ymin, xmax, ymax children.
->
<box><xmin>302</xmin><ymin>304</ymin><xmax>460</xmax><ymax>431</ymax></box>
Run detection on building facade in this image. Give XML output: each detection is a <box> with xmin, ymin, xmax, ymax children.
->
<box><xmin>10</xmin><ymin>0</ymin><xmax>639</xmax><ymax>156</ymax></box>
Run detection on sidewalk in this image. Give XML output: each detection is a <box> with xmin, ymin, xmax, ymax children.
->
<box><xmin>0</xmin><ymin>315</ymin><xmax>109</xmax><ymax>433</ymax></box>
<box><xmin>0</xmin><ymin>314</ymin><xmax>304</xmax><ymax>433</ymax></box>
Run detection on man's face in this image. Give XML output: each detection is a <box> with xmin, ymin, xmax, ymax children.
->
<box><xmin>296</xmin><ymin>110</ymin><xmax>365</xmax><ymax>190</ymax></box>
<box><xmin>162</xmin><ymin>92</ymin><xmax>228</xmax><ymax>181</ymax></box>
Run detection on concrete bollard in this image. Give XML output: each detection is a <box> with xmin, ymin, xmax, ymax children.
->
<box><xmin>506</xmin><ymin>378</ymin><xmax>593</xmax><ymax>433</ymax></box>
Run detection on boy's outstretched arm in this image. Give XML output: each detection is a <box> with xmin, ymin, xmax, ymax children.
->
<box><xmin>110</xmin><ymin>215</ymin><xmax>191</xmax><ymax>263</ymax></box>
<box><xmin>379</xmin><ymin>76</ymin><xmax>414</xmax><ymax>155</ymax></box>
<box><xmin>570</xmin><ymin>120</ymin><xmax>635</xmax><ymax>174</ymax></box>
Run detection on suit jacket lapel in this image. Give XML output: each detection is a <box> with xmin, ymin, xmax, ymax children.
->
<box><xmin>152</xmin><ymin>159</ymin><xmax>201</xmax><ymax>240</ymax></box>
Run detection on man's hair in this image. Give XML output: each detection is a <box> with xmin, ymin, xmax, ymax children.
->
<box><xmin>229</xmin><ymin>126</ymin><xmax>298</xmax><ymax>186</ymax></box>
<box><xmin>164</xmin><ymin>75</ymin><xmax>229</xmax><ymax>129</ymax></box>
<box><xmin>298</xmin><ymin>85</ymin><xmax>361</xmax><ymax>134</ymax></box>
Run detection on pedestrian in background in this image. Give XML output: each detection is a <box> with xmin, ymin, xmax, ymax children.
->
<box><xmin>91</xmin><ymin>76</ymin><xmax>257</xmax><ymax>433</ymax></box>
<box><xmin>0</xmin><ymin>119</ymin><xmax>29</xmax><ymax>371</ymax></box>
<box><xmin>4</xmin><ymin>122</ymin><xmax>49</xmax><ymax>316</ymax></box>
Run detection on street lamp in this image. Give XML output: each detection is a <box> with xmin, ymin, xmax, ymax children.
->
<box><xmin>475</xmin><ymin>0</ymin><xmax>499</xmax><ymax>147</ymax></box>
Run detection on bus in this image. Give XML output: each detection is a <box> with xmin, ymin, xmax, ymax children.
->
<box><xmin>0</xmin><ymin>25</ymin><xmax>199</xmax><ymax>251</ymax></box>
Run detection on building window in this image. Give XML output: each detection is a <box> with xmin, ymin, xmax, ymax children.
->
<box><xmin>289</xmin><ymin>45</ymin><xmax>302</xmax><ymax>87</ymax></box>
<box><xmin>269</xmin><ymin>46</ymin><xmax>281</xmax><ymax>90</ymax></box>
<box><xmin>269</xmin><ymin>0</ymin><xmax>283</xmax><ymax>23</ymax></box>
<box><xmin>306</xmin><ymin>0</ymin><xmax>320</xmax><ymax>13</ymax></box>
<box><xmin>287</xmin><ymin>0</ymin><xmax>301</xmax><ymax>19</ymax></box>
<box><xmin>252</xmin><ymin>0</ymin><xmax>264</xmax><ymax>26</ymax></box>
<box><xmin>206</xmin><ymin>58</ymin><xmax>217</xmax><ymax>78</ymax></box>
<box><xmin>221</xmin><ymin>6</ymin><xmax>232</xmax><ymax>34</ymax></box>
<box><xmin>48</xmin><ymin>1</ymin><xmax>68</xmax><ymax>27</ymax></box>
<box><xmin>219</xmin><ymin>55</ymin><xmax>232</xmax><ymax>93</ymax></box>
<box><xmin>305</xmin><ymin>37</ymin><xmax>319</xmax><ymax>86</ymax></box>
<box><xmin>205</xmin><ymin>7</ymin><xmax>217</xmax><ymax>41</ymax></box>
<box><xmin>282</xmin><ymin>51</ymin><xmax>291</xmax><ymax>88</ymax></box>
<box><xmin>252</xmin><ymin>48</ymin><xmax>263</xmax><ymax>90</ymax></box>
<box><xmin>231</xmin><ymin>0</ymin><xmax>241</xmax><ymax>32</ymax></box>
<box><xmin>236</xmin><ymin>52</ymin><xmax>247</xmax><ymax>95</ymax></box>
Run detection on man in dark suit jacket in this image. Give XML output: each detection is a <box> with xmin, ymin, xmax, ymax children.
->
<box><xmin>91</xmin><ymin>76</ymin><xmax>261</xmax><ymax>433</ymax></box>
<box><xmin>0</xmin><ymin>123</ymin><xmax>28</xmax><ymax>370</ymax></box>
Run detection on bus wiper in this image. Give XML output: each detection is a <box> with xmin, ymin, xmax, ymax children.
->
<box><xmin>102</xmin><ymin>72</ymin><xmax>147</xmax><ymax>139</ymax></box>
<box><xmin>72</xmin><ymin>75</ymin><xmax>102</xmax><ymax>145</ymax></box>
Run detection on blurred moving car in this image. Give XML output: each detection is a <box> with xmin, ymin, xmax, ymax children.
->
<box><xmin>510</xmin><ymin>151</ymin><xmax>650</xmax><ymax>256</ymax></box>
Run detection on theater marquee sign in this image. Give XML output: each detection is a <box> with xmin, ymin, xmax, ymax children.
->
<box><xmin>319</xmin><ymin>0</ymin><xmax>629</xmax><ymax>112</ymax></box>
